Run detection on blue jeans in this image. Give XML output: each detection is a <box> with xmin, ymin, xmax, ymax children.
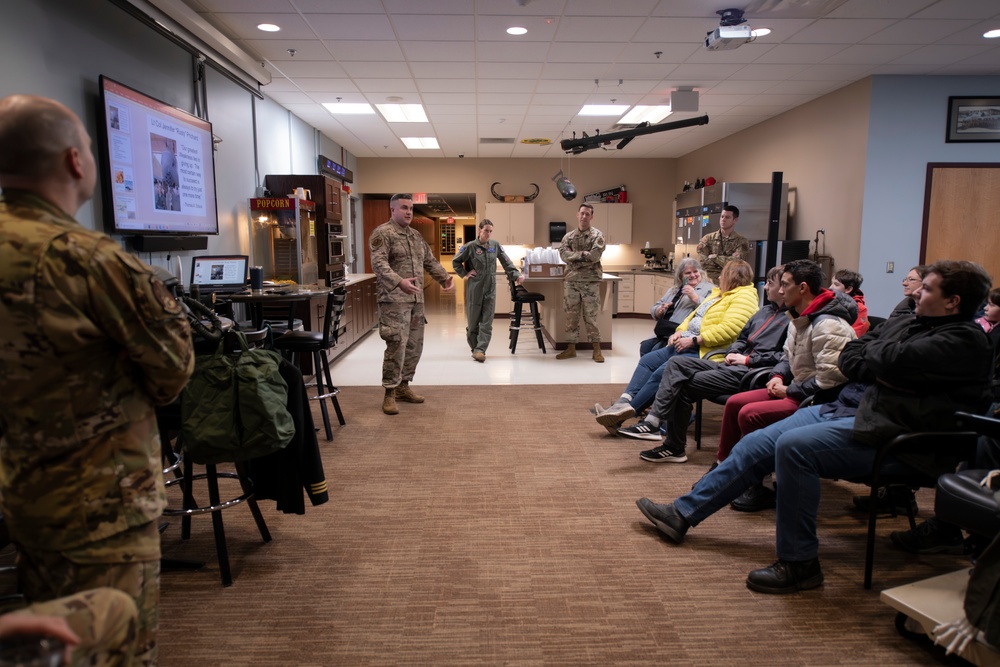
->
<box><xmin>673</xmin><ymin>406</ymin><xmax>914</xmax><ymax>561</ymax></box>
<box><xmin>639</xmin><ymin>336</ymin><xmax>666</xmax><ymax>356</ymax></box>
<box><xmin>624</xmin><ymin>346</ymin><xmax>697</xmax><ymax>412</ymax></box>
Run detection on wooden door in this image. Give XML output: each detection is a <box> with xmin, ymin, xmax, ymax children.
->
<box><xmin>362</xmin><ymin>198</ymin><xmax>390</xmax><ymax>274</ymax></box>
<box><xmin>923</xmin><ymin>163</ymin><xmax>1000</xmax><ymax>282</ymax></box>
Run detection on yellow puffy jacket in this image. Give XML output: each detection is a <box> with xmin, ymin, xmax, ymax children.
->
<box><xmin>675</xmin><ymin>283</ymin><xmax>760</xmax><ymax>358</ymax></box>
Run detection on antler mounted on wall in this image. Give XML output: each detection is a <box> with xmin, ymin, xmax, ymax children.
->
<box><xmin>491</xmin><ymin>182</ymin><xmax>540</xmax><ymax>202</ymax></box>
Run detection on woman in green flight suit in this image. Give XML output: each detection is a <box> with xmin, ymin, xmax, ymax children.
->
<box><xmin>452</xmin><ymin>219</ymin><xmax>523</xmax><ymax>362</ymax></box>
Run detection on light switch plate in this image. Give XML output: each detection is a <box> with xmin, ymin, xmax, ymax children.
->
<box><xmin>886</xmin><ymin>261</ymin><xmax>894</xmax><ymax>273</ymax></box>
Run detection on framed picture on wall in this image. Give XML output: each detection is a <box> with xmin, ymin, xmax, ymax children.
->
<box><xmin>946</xmin><ymin>97</ymin><xmax>1000</xmax><ymax>143</ymax></box>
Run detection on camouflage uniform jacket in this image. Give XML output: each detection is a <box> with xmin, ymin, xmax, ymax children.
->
<box><xmin>369</xmin><ymin>220</ymin><xmax>450</xmax><ymax>303</ymax></box>
<box><xmin>558</xmin><ymin>226</ymin><xmax>606</xmax><ymax>282</ymax></box>
<box><xmin>0</xmin><ymin>190</ymin><xmax>194</xmax><ymax>558</ymax></box>
<box><xmin>696</xmin><ymin>229</ymin><xmax>751</xmax><ymax>282</ymax></box>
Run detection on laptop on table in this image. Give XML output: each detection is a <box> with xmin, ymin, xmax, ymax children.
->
<box><xmin>189</xmin><ymin>255</ymin><xmax>249</xmax><ymax>296</ymax></box>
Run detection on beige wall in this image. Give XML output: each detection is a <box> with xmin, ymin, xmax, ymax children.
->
<box><xmin>677</xmin><ymin>79</ymin><xmax>872</xmax><ymax>273</ymax></box>
<box><xmin>355</xmin><ymin>157</ymin><xmax>676</xmax><ymax>268</ymax></box>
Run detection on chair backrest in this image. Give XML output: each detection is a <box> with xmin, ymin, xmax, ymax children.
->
<box><xmin>321</xmin><ymin>290</ymin><xmax>348</xmax><ymax>347</ymax></box>
<box><xmin>867</xmin><ymin>316</ymin><xmax>887</xmax><ymax>333</ymax></box>
<box><xmin>508</xmin><ymin>276</ymin><xmax>531</xmax><ymax>302</ymax></box>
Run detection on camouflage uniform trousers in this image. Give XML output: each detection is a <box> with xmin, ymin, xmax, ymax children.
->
<box><xmin>9</xmin><ymin>587</ymin><xmax>139</xmax><ymax>667</ymax></box>
<box><xmin>16</xmin><ymin>523</ymin><xmax>160</xmax><ymax>667</ymax></box>
<box><xmin>379</xmin><ymin>301</ymin><xmax>426</xmax><ymax>388</ymax></box>
<box><xmin>563</xmin><ymin>281</ymin><xmax>602</xmax><ymax>344</ymax></box>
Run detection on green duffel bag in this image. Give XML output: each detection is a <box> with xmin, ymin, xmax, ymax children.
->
<box><xmin>180</xmin><ymin>331</ymin><xmax>294</xmax><ymax>464</ymax></box>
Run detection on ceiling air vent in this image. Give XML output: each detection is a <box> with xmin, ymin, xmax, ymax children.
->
<box><xmin>479</xmin><ymin>137</ymin><xmax>516</xmax><ymax>144</ymax></box>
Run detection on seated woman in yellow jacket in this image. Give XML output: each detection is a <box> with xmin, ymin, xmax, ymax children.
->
<box><xmin>597</xmin><ymin>260</ymin><xmax>759</xmax><ymax>431</ymax></box>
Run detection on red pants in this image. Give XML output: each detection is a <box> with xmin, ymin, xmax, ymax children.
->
<box><xmin>716</xmin><ymin>388</ymin><xmax>800</xmax><ymax>460</ymax></box>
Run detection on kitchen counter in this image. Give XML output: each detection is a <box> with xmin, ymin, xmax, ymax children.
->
<box><xmin>343</xmin><ymin>273</ymin><xmax>375</xmax><ymax>286</ymax></box>
<box><xmin>520</xmin><ymin>273</ymin><xmax>619</xmax><ymax>350</ymax></box>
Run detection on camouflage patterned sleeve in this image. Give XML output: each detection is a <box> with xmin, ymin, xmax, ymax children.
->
<box><xmin>420</xmin><ymin>235</ymin><xmax>451</xmax><ymax>286</ymax></box>
<box><xmin>587</xmin><ymin>229</ymin><xmax>606</xmax><ymax>264</ymax></box>
<box><xmin>83</xmin><ymin>239</ymin><xmax>194</xmax><ymax>405</ymax></box>
<box><xmin>368</xmin><ymin>226</ymin><xmax>401</xmax><ymax>294</ymax></box>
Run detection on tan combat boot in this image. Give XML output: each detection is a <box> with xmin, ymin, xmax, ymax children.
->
<box><xmin>593</xmin><ymin>346</ymin><xmax>605</xmax><ymax>363</ymax></box>
<box><xmin>395</xmin><ymin>382</ymin><xmax>425</xmax><ymax>403</ymax></box>
<box><xmin>382</xmin><ymin>388</ymin><xmax>398</xmax><ymax>415</ymax></box>
<box><xmin>556</xmin><ymin>343</ymin><xmax>577</xmax><ymax>360</ymax></box>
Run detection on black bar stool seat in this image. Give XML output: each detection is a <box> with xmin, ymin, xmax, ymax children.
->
<box><xmin>508</xmin><ymin>278</ymin><xmax>546</xmax><ymax>354</ymax></box>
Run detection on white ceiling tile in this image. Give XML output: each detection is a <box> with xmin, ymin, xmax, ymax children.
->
<box><xmin>209</xmin><ymin>13</ymin><xmax>314</xmax><ymax>40</ymax></box>
<box><xmin>565</xmin><ymin>0</ymin><xmax>660</xmax><ymax>17</ymax></box>
<box><xmin>246</xmin><ymin>40</ymin><xmax>332</xmax><ymax>60</ymax></box>
<box><xmin>547</xmin><ymin>42</ymin><xmax>626</xmax><ymax>63</ymax></box>
<box><xmin>425</xmin><ymin>105</ymin><xmax>478</xmax><ymax>116</ymax></box>
<box><xmin>475</xmin><ymin>16</ymin><xmax>560</xmax><ymax>42</ymax></box>
<box><xmin>325</xmin><ymin>41</ymin><xmax>404</xmax><ymax>62</ymax></box>
<box><xmin>401</xmin><ymin>41</ymin><xmax>475</xmax><ymax>61</ymax></box>
<box><xmin>263</xmin><ymin>91</ymin><xmax>315</xmax><ymax>104</ymax></box>
<box><xmin>617</xmin><ymin>43</ymin><xmax>699</xmax><ymax>64</ymax></box>
<box><xmin>706</xmin><ymin>80</ymin><xmax>779</xmax><ymax>94</ymax></box>
<box><xmin>306</xmin><ymin>14</ymin><xmax>395</xmax><ymax>41</ymax></box>
<box><xmin>296</xmin><ymin>0</ymin><xmax>390</xmax><ymax>12</ymax></box>
<box><xmin>603</xmin><ymin>63</ymin><xmax>686</xmax><ymax>79</ymax></box>
<box><xmin>390</xmin><ymin>14</ymin><xmax>475</xmax><ymax>41</ymax></box>
<box><xmin>788</xmin><ymin>63</ymin><xmax>875</xmax><ymax>80</ymax></box>
<box><xmin>683</xmin><ymin>43</ymin><xmax>778</xmax><ymax>64</ymax></box>
<box><xmin>340</xmin><ymin>61</ymin><xmax>413</xmax><ymax>78</ymax></box>
<box><xmin>667</xmin><ymin>63</ymin><xmax>747</xmax><ymax>79</ymax></box>
<box><xmin>933</xmin><ymin>63</ymin><xmax>1000</xmax><ymax>75</ymax></box>
<box><xmin>354</xmin><ymin>79</ymin><xmax>419</xmax><ymax>93</ymax></box>
<box><xmin>384</xmin><ymin>0</ymin><xmax>472</xmax><ymax>14</ymax></box>
<box><xmin>410</xmin><ymin>62</ymin><xmax>476</xmax><ymax>78</ymax></box>
<box><xmin>417</xmin><ymin>79</ymin><xmax>476</xmax><ymax>93</ymax></box>
<box><xmin>827</xmin><ymin>0</ymin><xmax>937</xmax><ymax>19</ymax></box>
<box><xmin>477</xmin><ymin>79</ymin><xmax>538</xmax><ymax>93</ymax></box>
<box><xmin>950</xmin><ymin>47</ymin><xmax>1000</xmax><ymax>67</ymax></box>
<box><xmin>292</xmin><ymin>79</ymin><xmax>361</xmax><ymax>93</ymax></box>
<box><xmin>538</xmin><ymin>63</ymin><xmax>604</xmax><ymax>80</ymax></box>
<box><xmin>735</xmin><ymin>63</ymin><xmax>812</xmax><ymax>79</ymax></box>
<box><xmin>477</xmin><ymin>105</ymin><xmax>529</xmax><ymax>116</ymax></box>
<box><xmin>912</xmin><ymin>0</ymin><xmax>1000</xmax><ymax>20</ymax></box>
<box><xmin>786</xmin><ymin>18</ymin><xmax>897</xmax><ymax>43</ymax></box>
<box><xmin>530</xmin><ymin>93</ymin><xmax>591</xmax><ymax>105</ymax></box>
<box><xmin>751</xmin><ymin>44</ymin><xmax>849</xmax><ymax>64</ymax></box>
<box><xmin>743</xmin><ymin>93</ymin><xmax>814</xmax><ymax>107</ymax></box>
<box><xmin>554</xmin><ymin>16</ymin><xmax>648</xmax><ymax>42</ymax></box>
<box><xmin>421</xmin><ymin>93</ymin><xmax>477</xmax><ymax>105</ymax></box>
<box><xmin>862</xmin><ymin>19</ymin><xmax>980</xmax><ymax>44</ymax></box>
<box><xmin>890</xmin><ymin>44</ymin><xmax>996</xmax><ymax>66</ymax></box>
<box><xmin>822</xmin><ymin>44</ymin><xmax>920</xmax><ymax>64</ymax></box>
<box><xmin>266</xmin><ymin>61</ymin><xmax>348</xmax><ymax>78</ymax></box>
<box><xmin>478</xmin><ymin>62</ymin><xmax>545</xmax><ymax>79</ymax></box>
<box><xmin>478</xmin><ymin>93</ymin><xmax>533</xmax><ymax>105</ymax></box>
<box><xmin>765</xmin><ymin>79</ymin><xmax>842</xmax><ymax>95</ymax></box>
<box><xmin>195</xmin><ymin>0</ymin><xmax>290</xmax><ymax>11</ymax></box>
<box><xmin>476</xmin><ymin>41</ymin><xmax>551</xmax><ymax>63</ymax></box>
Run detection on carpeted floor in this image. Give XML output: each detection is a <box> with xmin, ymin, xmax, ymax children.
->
<box><xmin>157</xmin><ymin>385</ymin><xmax>969</xmax><ymax>666</ymax></box>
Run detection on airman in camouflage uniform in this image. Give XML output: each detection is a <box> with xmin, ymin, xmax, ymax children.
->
<box><xmin>451</xmin><ymin>219</ymin><xmax>522</xmax><ymax>361</ymax></box>
<box><xmin>0</xmin><ymin>95</ymin><xmax>194</xmax><ymax>666</ymax></box>
<box><xmin>557</xmin><ymin>203</ymin><xmax>606</xmax><ymax>362</ymax></box>
<box><xmin>696</xmin><ymin>204</ymin><xmax>751</xmax><ymax>285</ymax></box>
<box><xmin>369</xmin><ymin>194</ymin><xmax>454</xmax><ymax>414</ymax></box>
<box><xmin>1</xmin><ymin>587</ymin><xmax>140</xmax><ymax>667</ymax></box>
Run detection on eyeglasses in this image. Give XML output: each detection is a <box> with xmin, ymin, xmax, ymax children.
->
<box><xmin>902</xmin><ymin>277</ymin><xmax>921</xmax><ymax>283</ymax></box>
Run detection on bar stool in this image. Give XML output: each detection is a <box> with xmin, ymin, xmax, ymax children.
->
<box><xmin>158</xmin><ymin>329</ymin><xmax>273</xmax><ymax>587</ymax></box>
<box><xmin>272</xmin><ymin>290</ymin><xmax>346</xmax><ymax>440</ymax></box>
<box><xmin>508</xmin><ymin>278</ymin><xmax>546</xmax><ymax>354</ymax></box>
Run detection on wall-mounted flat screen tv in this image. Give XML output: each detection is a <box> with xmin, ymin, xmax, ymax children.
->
<box><xmin>97</xmin><ymin>75</ymin><xmax>219</xmax><ymax>236</ymax></box>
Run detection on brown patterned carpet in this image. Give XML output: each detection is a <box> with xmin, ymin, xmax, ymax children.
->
<box><xmin>156</xmin><ymin>385</ymin><xmax>968</xmax><ymax>666</ymax></box>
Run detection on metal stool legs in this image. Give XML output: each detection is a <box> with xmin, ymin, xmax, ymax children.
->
<box><xmin>509</xmin><ymin>300</ymin><xmax>546</xmax><ymax>354</ymax></box>
<box><xmin>304</xmin><ymin>349</ymin><xmax>344</xmax><ymax>441</ymax></box>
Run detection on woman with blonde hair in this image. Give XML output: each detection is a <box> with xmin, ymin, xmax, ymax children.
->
<box><xmin>597</xmin><ymin>260</ymin><xmax>759</xmax><ymax>430</ymax></box>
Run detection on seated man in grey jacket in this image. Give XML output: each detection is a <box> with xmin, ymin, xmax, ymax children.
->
<box><xmin>635</xmin><ymin>260</ymin><xmax>993</xmax><ymax>594</ymax></box>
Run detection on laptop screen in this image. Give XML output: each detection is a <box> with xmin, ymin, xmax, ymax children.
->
<box><xmin>190</xmin><ymin>255</ymin><xmax>249</xmax><ymax>291</ymax></box>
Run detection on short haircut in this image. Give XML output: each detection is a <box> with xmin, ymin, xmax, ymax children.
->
<box><xmin>766</xmin><ymin>265</ymin><xmax>783</xmax><ymax>283</ymax></box>
<box><xmin>782</xmin><ymin>259</ymin><xmax>824</xmax><ymax>295</ymax></box>
<box><xmin>578</xmin><ymin>203</ymin><xmax>594</xmax><ymax>213</ymax></box>
<box><xmin>390</xmin><ymin>193</ymin><xmax>413</xmax><ymax>205</ymax></box>
<box><xmin>835</xmin><ymin>269</ymin><xmax>864</xmax><ymax>294</ymax></box>
<box><xmin>720</xmin><ymin>259</ymin><xmax>754</xmax><ymax>292</ymax></box>
<box><xmin>478</xmin><ymin>219</ymin><xmax>493</xmax><ymax>230</ymax></box>
<box><xmin>0</xmin><ymin>95</ymin><xmax>82</xmax><ymax>179</ymax></box>
<box><xmin>910</xmin><ymin>264</ymin><xmax>930</xmax><ymax>279</ymax></box>
<box><xmin>722</xmin><ymin>204</ymin><xmax>740</xmax><ymax>218</ymax></box>
<box><xmin>674</xmin><ymin>257</ymin><xmax>704</xmax><ymax>286</ymax></box>
<box><xmin>927</xmin><ymin>260</ymin><xmax>993</xmax><ymax>319</ymax></box>
<box><xmin>989</xmin><ymin>287</ymin><xmax>1000</xmax><ymax>308</ymax></box>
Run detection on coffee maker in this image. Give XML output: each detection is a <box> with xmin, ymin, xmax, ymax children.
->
<box><xmin>641</xmin><ymin>247</ymin><xmax>665</xmax><ymax>270</ymax></box>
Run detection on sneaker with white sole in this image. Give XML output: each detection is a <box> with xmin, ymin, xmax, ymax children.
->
<box><xmin>639</xmin><ymin>443</ymin><xmax>688</xmax><ymax>463</ymax></box>
<box><xmin>595</xmin><ymin>402</ymin><xmax>634</xmax><ymax>429</ymax></box>
<box><xmin>617</xmin><ymin>420</ymin><xmax>662</xmax><ymax>441</ymax></box>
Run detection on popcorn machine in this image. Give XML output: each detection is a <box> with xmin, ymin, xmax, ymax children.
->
<box><xmin>249</xmin><ymin>197</ymin><xmax>318</xmax><ymax>285</ymax></box>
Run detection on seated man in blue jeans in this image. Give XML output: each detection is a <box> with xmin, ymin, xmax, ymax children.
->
<box><xmin>635</xmin><ymin>260</ymin><xmax>993</xmax><ymax>593</ymax></box>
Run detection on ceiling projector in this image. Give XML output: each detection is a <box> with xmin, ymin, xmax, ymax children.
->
<box><xmin>705</xmin><ymin>24</ymin><xmax>752</xmax><ymax>50</ymax></box>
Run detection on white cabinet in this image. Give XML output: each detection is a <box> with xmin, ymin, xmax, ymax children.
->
<box><xmin>590</xmin><ymin>203</ymin><xmax>632</xmax><ymax>245</ymax></box>
<box><xmin>653</xmin><ymin>275</ymin><xmax>673</xmax><ymax>300</ymax></box>
<box><xmin>484</xmin><ymin>203</ymin><xmax>534</xmax><ymax>245</ymax></box>
<box><xmin>617</xmin><ymin>274</ymin><xmax>634</xmax><ymax>314</ymax></box>
<box><xmin>634</xmin><ymin>274</ymin><xmax>656</xmax><ymax>314</ymax></box>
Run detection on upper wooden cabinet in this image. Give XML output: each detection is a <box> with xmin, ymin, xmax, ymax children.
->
<box><xmin>484</xmin><ymin>202</ymin><xmax>534</xmax><ymax>245</ymax></box>
<box><xmin>590</xmin><ymin>203</ymin><xmax>633</xmax><ymax>245</ymax></box>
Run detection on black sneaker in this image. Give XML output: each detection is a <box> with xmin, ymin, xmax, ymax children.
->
<box><xmin>639</xmin><ymin>443</ymin><xmax>687</xmax><ymax>463</ymax></box>
<box><xmin>730</xmin><ymin>484</ymin><xmax>776</xmax><ymax>512</ymax></box>
<box><xmin>635</xmin><ymin>498</ymin><xmax>689</xmax><ymax>543</ymax></box>
<box><xmin>852</xmin><ymin>486</ymin><xmax>918</xmax><ymax>516</ymax></box>
<box><xmin>890</xmin><ymin>518</ymin><xmax>966</xmax><ymax>555</ymax></box>
<box><xmin>617</xmin><ymin>420</ymin><xmax>662</xmax><ymax>441</ymax></box>
<box><xmin>746</xmin><ymin>558</ymin><xmax>824</xmax><ymax>594</ymax></box>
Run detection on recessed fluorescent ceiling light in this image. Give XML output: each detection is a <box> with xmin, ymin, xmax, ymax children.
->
<box><xmin>402</xmin><ymin>137</ymin><xmax>440</xmax><ymax>149</ymax></box>
<box><xmin>985</xmin><ymin>29</ymin><xmax>1000</xmax><ymax>38</ymax></box>
<box><xmin>376</xmin><ymin>104</ymin><xmax>428</xmax><ymax>123</ymax></box>
<box><xmin>507</xmin><ymin>26</ymin><xmax>527</xmax><ymax>35</ymax></box>
<box><xmin>579</xmin><ymin>104</ymin><xmax>630</xmax><ymax>116</ymax></box>
<box><xmin>322</xmin><ymin>103</ymin><xmax>375</xmax><ymax>115</ymax></box>
<box><xmin>751</xmin><ymin>27</ymin><xmax>771</xmax><ymax>37</ymax></box>
<box><xmin>257</xmin><ymin>23</ymin><xmax>280</xmax><ymax>32</ymax></box>
<box><xmin>618</xmin><ymin>106</ymin><xmax>673</xmax><ymax>124</ymax></box>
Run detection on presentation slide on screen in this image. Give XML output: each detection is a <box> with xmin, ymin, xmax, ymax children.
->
<box><xmin>102</xmin><ymin>80</ymin><xmax>217</xmax><ymax>234</ymax></box>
